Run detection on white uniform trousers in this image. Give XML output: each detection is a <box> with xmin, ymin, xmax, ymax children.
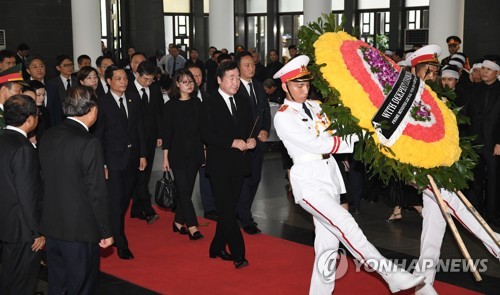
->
<box><xmin>299</xmin><ymin>195</ymin><xmax>398</xmax><ymax>295</ymax></box>
<box><xmin>415</xmin><ymin>189</ymin><xmax>500</xmax><ymax>285</ymax></box>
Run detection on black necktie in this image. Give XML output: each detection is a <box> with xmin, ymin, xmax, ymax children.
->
<box><xmin>172</xmin><ymin>56</ymin><xmax>177</xmax><ymax>75</ymax></box>
<box><xmin>66</xmin><ymin>78</ymin><xmax>71</xmax><ymax>90</ymax></box>
<box><xmin>229</xmin><ymin>96</ymin><xmax>237</xmax><ymax>120</ymax></box>
<box><xmin>248</xmin><ymin>82</ymin><xmax>257</xmax><ymax>105</ymax></box>
<box><xmin>303</xmin><ymin>103</ymin><xmax>313</xmax><ymax>120</ymax></box>
<box><xmin>119</xmin><ymin>97</ymin><xmax>128</xmax><ymax>119</ymax></box>
<box><xmin>141</xmin><ymin>88</ymin><xmax>148</xmax><ymax>108</ymax></box>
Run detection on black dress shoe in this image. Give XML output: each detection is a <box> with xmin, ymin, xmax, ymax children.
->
<box><xmin>117</xmin><ymin>248</ymin><xmax>134</xmax><ymax>260</ymax></box>
<box><xmin>130</xmin><ymin>212</ymin><xmax>147</xmax><ymax>220</ymax></box>
<box><xmin>188</xmin><ymin>230</ymin><xmax>204</xmax><ymax>240</ymax></box>
<box><xmin>146</xmin><ymin>214</ymin><xmax>160</xmax><ymax>224</ymax></box>
<box><xmin>233</xmin><ymin>257</ymin><xmax>249</xmax><ymax>269</ymax></box>
<box><xmin>243</xmin><ymin>223</ymin><xmax>261</xmax><ymax>235</ymax></box>
<box><xmin>172</xmin><ymin>222</ymin><xmax>188</xmax><ymax>235</ymax></box>
<box><xmin>209</xmin><ymin>249</ymin><xmax>233</xmax><ymax>261</ymax></box>
<box><xmin>204</xmin><ymin>210</ymin><xmax>218</xmax><ymax>221</ymax></box>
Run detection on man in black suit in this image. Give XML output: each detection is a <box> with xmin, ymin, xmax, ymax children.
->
<box><xmin>235</xmin><ymin>51</ymin><xmax>271</xmax><ymax>234</ymax></box>
<box><xmin>93</xmin><ymin>65</ymin><xmax>147</xmax><ymax>259</ymax></box>
<box><xmin>0</xmin><ymin>94</ymin><xmax>44</xmax><ymax>295</ymax></box>
<box><xmin>47</xmin><ymin>54</ymin><xmax>78</xmax><ymax>102</ymax></box>
<box><xmin>127</xmin><ymin>52</ymin><xmax>147</xmax><ymax>85</ymax></box>
<box><xmin>466</xmin><ymin>60</ymin><xmax>500</xmax><ymax>224</ymax></box>
<box><xmin>39</xmin><ymin>86</ymin><xmax>114</xmax><ymax>294</ymax></box>
<box><xmin>203</xmin><ymin>60</ymin><xmax>256</xmax><ymax>269</ymax></box>
<box><xmin>26</xmin><ymin>55</ymin><xmax>64</xmax><ymax>125</ymax></box>
<box><xmin>128</xmin><ymin>60</ymin><xmax>162</xmax><ymax>223</ymax></box>
<box><xmin>15</xmin><ymin>43</ymin><xmax>30</xmax><ymax>80</ymax></box>
<box><xmin>95</xmin><ymin>56</ymin><xmax>115</xmax><ymax>97</ymax></box>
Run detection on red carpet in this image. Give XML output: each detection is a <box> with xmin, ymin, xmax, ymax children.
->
<box><xmin>100</xmin><ymin>209</ymin><xmax>482</xmax><ymax>294</ymax></box>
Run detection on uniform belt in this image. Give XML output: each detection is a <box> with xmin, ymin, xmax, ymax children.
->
<box><xmin>293</xmin><ymin>154</ymin><xmax>331</xmax><ymax>164</ymax></box>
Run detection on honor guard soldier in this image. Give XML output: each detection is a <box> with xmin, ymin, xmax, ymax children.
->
<box><xmin>405</xmin><ymin>46</ymin><xmax>500</xmax><ymax>295</ymax></box>
<box><xmin>273</xmin><ymin>55</ymin><xmax>426</xmax><ymax>295</ymax></box>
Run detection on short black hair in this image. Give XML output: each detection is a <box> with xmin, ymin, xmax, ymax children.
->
<box><xmin>263</xmin><ymin>78</ymin><xmax>276</xmax><ymax>89</ymax></box>
<box><xmin>55</xmin><ymin>54</ymin><xmax>73</xmax><ymax>66</ymax></box>
<box><xmin>217</xmin><ymin>53</ymin><xmax>232</xmax><ymax>64</ymax></box>
<box><xmin>27</xmin><ymin>80</ymin><xmax>45</xmax><ymax>91</ymax></box>
<box><xmin>0</xmin><ymin>50</ymin><xmax>15</xmax><ymax>62</ymax></box>
<box><xmin>189</xmin><ymin>48</ymin><xmax>198</xmax><ymax>54</ymax></box>
<box><xmin>288</xmin><ymin>45</ymin><xmax>297</xmax><ymax>50</ymax></box>
<box><xmin>234</xmin><ymin>51</ymin><xmax>252</xmax><ymax>65</ymax></box>
<box><xmin>216</xmin><ymin>60</ymin><xmax>239</xmax><ymax>80</ymax></box>
<box><xmin>63</xmin><ymin>85</ymin><xmax>97</xmax><ymax>117</ymax></box>
<box><xmin>77</xmin><ymin>54</ymin><xmax>91</xmax><ymax>65</ymax></box>
<box><xmin>4</xmin><ymin>94</ymin><xmax>38</xmax><ymax>127</ymax></box>
<box><xmin>137</xmin><ymin>61</ymin><xmax>157</xmax><ymax>76</ymax></box>
<box><xmin>394</xmin><ymin>49</ymin><xmax>404</xmax><ymax>59</ymax></box>
<box><xmin>96</xmin><ymin>56</ymin><xmax>114</xmax><ymax>68</ymax></box>
<box><xmin>26</xmin><ymin>55</ymin><xmax>45</xmax><ymax>67</ymax></box>
<box><xmin>104</xmin><ymin>65</ymin><xmax>123</xmax><ymax>81</ymax></box>
<box><xmin>17</xmin><ymin>43</ymin><xmax>30</xmax><ymax>51</ymax></box>
<box><xmin>131</xmin><ymin>52</ymin><xmax>147</xmax><ymax>60</ymax></box>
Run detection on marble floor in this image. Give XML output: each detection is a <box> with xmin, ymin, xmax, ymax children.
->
<box><xmin>34</xmin><ymin>147</ymin><xmax>500</xmax><ymax>294</ymax></box>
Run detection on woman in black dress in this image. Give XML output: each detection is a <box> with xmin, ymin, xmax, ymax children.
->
<box><xmin>26</xmin><ymin>80</ymin><xmax>51</xmax><ymax>144</ymax></box>
<box><xmin>161</xmin><ymin>69</ymin><xmax>204</xmax><ymax>240</ymax></box>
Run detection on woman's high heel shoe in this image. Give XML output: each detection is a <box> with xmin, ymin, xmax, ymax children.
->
<box><xmin>385</xmin><ymin>213</ymin><xmax>402</xmax><ymax>223</ymax></box>
<box><xmin>173</xmin><ymin>222</ymin><xmax>188</xmax><ymax>235</ymax></box>
<box><xmin>188</xmin><ymin>230</ymin><xmax>204</xmax><ymax>240</ymax></box>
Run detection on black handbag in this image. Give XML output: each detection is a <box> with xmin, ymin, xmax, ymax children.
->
<box><xmin>155</xmin><ymin>171</ymin><xmax>177</xmax><ymax>210</ymax></box>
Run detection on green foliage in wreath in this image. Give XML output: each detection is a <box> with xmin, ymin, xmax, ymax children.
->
<box><xmin>297</xmin><ymin>13</ymin><xmax>478</xmax><ymax>191</ymax></box>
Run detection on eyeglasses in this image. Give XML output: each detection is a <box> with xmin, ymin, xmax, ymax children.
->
<box><xmin>61</xmin><ymin>63</ymin><xmax>74</xmax><ymax>68</ymax></box>
<box><xmin>180</xmin><ymin>80</ymin><xmax>194</xmax><ymax>86</ymax></box>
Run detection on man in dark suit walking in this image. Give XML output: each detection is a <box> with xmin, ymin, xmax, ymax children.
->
<box><xmin>203</xmin><ymin>61</ymin><xmax>256</xmax><ymax>268</ymax></box>
<box><xmin>47</xmin><ymin>54</ymin><xmax>78</xmax><ymax>102</ymax></box>
<box><xmin>187</xmin><ymin>64</ymin><xmax>217</xmax><ymax>220</ymax></box>
<box><xmin>235</xmin><ymin>51</ymin><xmax>271</xmax><ymax>234</ymax></box>
<box><xmin>39</xmin><ymin>86</ymin><xmax>114</xmax><ymax>294</ymax></box>
<box><xmin>0</xmin><ymin>94</ymin><xmax>44</xmax><ymax>295</ymax></box>
<box><xmin>93</xmin><ymin>65</ymin><xmax>147</xmax><ymax>259</ymax></box>
<box><xmin>128</xmin><ymin>60</ymin><xmax>162</xmax><ymax>223</ymax></box>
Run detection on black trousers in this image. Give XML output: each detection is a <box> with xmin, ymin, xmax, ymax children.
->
<box><xmin>209</xmin><ymin>174</ymin><xmax>245</xmax><ymax>259</ymax></box>
<box><xmin>198</xmin><ymin>166</ymin><xmax>216</xmax><ymax>213</ymax></box>
<box><xmin>0</xmin><ymin>240</ymin><xmax>41</xmax><ymax>295</ymax></box>
<box><xmin>131</xmin><ymin>141</ymin><xmax>157</xmax><ymax>217</ymax></box>
<box><xmin>172</xmin><ymin>158</ymin><xmax>200</xmax><ymax>227</ymax></box>
<box><xmin>107</xmin><ymin>157</ymin><xmax>139</xmax><ymax>249</ymax></box>
<box><xmin>237</xmin><ymin>144</ymin><xmax>264</xmax><ymax>227</ymax></box>
<box><xmin>45</xmin><ymin>237</ymin><xmax>99</xmax><ymax>295</ymax></box>
<box><xmin>471</xmin><ymin>152</ymin><xmax>500</xmax><ymax>220</ymax></box>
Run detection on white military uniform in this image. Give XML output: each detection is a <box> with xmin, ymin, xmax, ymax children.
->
<box><xmin>406</xmin><ymin>46</ymin><xmax>500</xmax><ymax>294</ymax></box>
<box><xmin>415</xmin><ymin>189</ymin><xmax>500</xmax><ymax>292</ymax></box>
<box><xmin>274</xmin><ymin>99</ymin><xmax>422</xmax><ymax>294</ymax></box>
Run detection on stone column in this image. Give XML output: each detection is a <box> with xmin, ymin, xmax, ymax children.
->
<box><xmin>428</xmin><ymin>0</ymin><xmax>464</xmax><ymax>57</ymax></box>
<box><xmin>209</xmin><ymin>0</ymin><xmax>234</xmax><ymax>51</ymax></box>
<box><xmin>71</xmin><ymin>0</ymin><xmax>102</xmax><ymax>67</ymax></box>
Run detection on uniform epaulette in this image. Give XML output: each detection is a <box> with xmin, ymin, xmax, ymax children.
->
<box><xmin>278</xmin><ymin>104</ymin><xmax>289</xmax><ymax>112</ymax></box>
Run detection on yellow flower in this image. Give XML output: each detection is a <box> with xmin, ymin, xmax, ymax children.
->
<box><xmin>314</xmin><ymin>32</ymin><xmax>461</xmax><ymax>168</ymax></box>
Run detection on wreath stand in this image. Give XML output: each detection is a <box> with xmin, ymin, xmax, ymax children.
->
<box><xmin>427</xmin><ymin>175</ymin><xmax>500</xmax><ymax>282</ymax></box>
